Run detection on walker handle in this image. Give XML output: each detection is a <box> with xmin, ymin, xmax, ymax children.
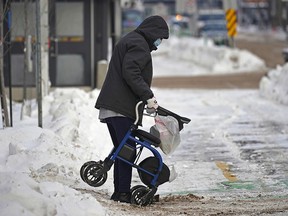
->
<box><xmin>157</xmin><ymin>106</ymin><xmax>191</xmax><ymax>131</ymax></box>
<box><xmin>134</xmin><ymin>101</ymin><xmax>144</xmax><ymax>125</ymax></box>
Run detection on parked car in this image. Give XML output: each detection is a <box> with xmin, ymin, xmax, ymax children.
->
<box><xmin>168</xmin><ymin>15</ymin><xmax>193</xmax><ymax>37</ymax></box>
<box><xmin>197</xmin><ymin>9</ymin><xmax>229</xmax><ymax>45</ymax></box>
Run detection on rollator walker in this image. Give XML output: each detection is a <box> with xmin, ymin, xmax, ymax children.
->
<box><xmin>80</xmin><ymin>101</ymin><xmax>190</xmax><ymax>206</ymax></box>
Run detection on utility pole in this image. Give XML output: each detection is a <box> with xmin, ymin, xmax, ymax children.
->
<box><xmin>0</xmin><ymin>0</ymin><xmax>10</xmax><ymax>128</ymax></box>
<box><xmin>23</xmin><ymin>0</ymin><xmax>29</xmax><ymax>101</ymax></box>
<box><xmin>40</xmin><ymin>0</ymin><xmax>49</xmax><ymax>97</ymax></box>
<box><xmin>36</xmin><ymin>0</ymin><xmax>42</xmax><ymax>128</ymax></box>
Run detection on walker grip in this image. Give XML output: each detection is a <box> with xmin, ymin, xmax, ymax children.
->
<box><xmin>157</xmin><ymin>106</ymin><xmax>191</xmax><ymax>131</ymax></box>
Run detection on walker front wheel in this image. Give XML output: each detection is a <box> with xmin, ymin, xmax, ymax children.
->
<box><xmin>83</xmin><ymin>162</ymin><xmax>107</xmax><ymax>187</ymax></box>
<box><xmin>80</xmin><ymin>161</ymin><xmax>98</xmax><ymax>182</ymax></box>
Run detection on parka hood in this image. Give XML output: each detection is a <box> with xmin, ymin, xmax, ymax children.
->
<box><xmin>135</xmin><ymin>15</ymin><xmax>169</xmax><ymax>51</ymax></box>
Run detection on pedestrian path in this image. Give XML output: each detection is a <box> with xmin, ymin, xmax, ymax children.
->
<box><xmin>152</xmin><ymin>89</ymin><xmax>288</xmax><ymax>199</ymax></box>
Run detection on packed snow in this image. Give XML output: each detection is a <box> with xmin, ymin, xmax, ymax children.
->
<box><xmin>0</xmin><ymin>35</ymin><xmax>287</xmax><ymax>216</ymax></box>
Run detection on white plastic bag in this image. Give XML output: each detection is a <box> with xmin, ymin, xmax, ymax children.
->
<box><xmin>154</xmin><ymin>115</ymin><xmax>181</xmax><ymax>155</ymax></box>
<box><xmin>169</xmin><ymin>165</ymin><xmax>178</xmax><ymax>182</ymax></box>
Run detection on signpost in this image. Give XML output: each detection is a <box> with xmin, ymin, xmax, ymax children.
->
<box><xmin>36</xmin><ymin>0</ymin><xmax>42</xmax><ymax>128</ymax></box>
<box><xmin>1</xmin><ymin>0</ymin><xmax>11</xmax><ymax>127</ymax></box>
<box><xmin>223</xmin><ymin>0</ymin><xmax>238</xmax><ymax>47</ymax></box>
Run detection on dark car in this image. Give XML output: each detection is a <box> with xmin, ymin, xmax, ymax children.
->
<box><xmin>197</xmin><ymin>9</ymin><xmax>229</xmax><ymax>45</ymax></box>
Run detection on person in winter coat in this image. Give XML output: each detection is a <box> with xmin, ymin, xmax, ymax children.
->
<box><xmin>95</xmin><ymin>15</ymin><xmax>169</xmax><ymax>203</ymax></box>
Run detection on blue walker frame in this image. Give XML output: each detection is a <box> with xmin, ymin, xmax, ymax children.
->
<box><xmin>108</xmin><ymin>124</ymin><xmax>164</xmax><ymax>187</ymax></box>
<box><xmin>80</xmin><ymin>101</ymin><xmax>191</xmax><ymax>205</ymax></box>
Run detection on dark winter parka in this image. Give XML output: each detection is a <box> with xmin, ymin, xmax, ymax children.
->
<box><xmin>95</xmin><ymin>16</ymin><xmax>169</xmax><ymax>123</ymax></box>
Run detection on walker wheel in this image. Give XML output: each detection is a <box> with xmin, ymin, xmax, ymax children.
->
<box><xmin>131</xmin><ymin>186</ymin><xmax>152</xmax><ymax>206</ymax></box>
<box><xmin>80</xmin><ymin>161</ymin><xmax>98</xmax><ymax>182</ymax></box>
<box><xmin>130</xmin><ymin>185</ymin><xmax>145</xmax><ymax>194</ymax></box>
<box><xmin>83</xmin><ymin>162</ymin><xmax>107</xmax><ymax>187</ymax></box>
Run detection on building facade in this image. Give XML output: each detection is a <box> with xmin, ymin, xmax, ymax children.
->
<box><xmin>2</xmin><ymin>0</ymin><xmax>121</xmax><ymax>100</ymax></box>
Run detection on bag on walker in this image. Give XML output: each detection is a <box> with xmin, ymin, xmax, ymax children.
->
<box><xmin>150</xmin><ymin>115</ymin><xmax>181</xmax><ymax>155</ymax></box>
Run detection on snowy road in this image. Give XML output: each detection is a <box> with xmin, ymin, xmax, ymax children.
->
<box><xmin>152</xmin><ymin>71</ymin><xmax>266</xmax><ymax>89</ymax></box>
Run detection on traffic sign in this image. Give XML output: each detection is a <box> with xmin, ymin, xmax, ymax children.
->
<box><xmin>226</xmin><ymin>8</ymin><xmax>237</xmax><ymax>37</ymax></box>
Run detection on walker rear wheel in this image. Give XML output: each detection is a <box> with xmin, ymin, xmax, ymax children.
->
<box><xmin>131</xmin><ymin>186</ymin><xmax>152</xmax><ymax>206</ymax></box>
<box><xmin>130</xmin><ymin>185</ymin><xmax>146</xmax><ymax>193</ymax></box>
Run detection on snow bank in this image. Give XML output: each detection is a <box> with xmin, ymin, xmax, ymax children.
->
<box><xmin>259</xmin><ymin>63</ymin><xmax>288</xmax><ymax>105</ymax></box>
<box><xmin>0</xmin><ymin>174</ymin><xmax>105</xmax><ymax>216</ymax></box>
<box><xmin>154</xmin><ymin>36</ymin><xmax>266</xmax><ymax>74</ymax></box>
<box><xmin>0</xmin><ymin>88</ymin><xmax>108</xmax><ymax>216</ymax></box>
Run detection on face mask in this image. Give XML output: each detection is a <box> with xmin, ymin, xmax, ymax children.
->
<box><xmin>153</xmin><ymin>38</ymin><xmax>162</xmax><ymax>47</ymax></box>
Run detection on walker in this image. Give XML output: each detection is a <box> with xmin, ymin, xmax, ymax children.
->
<box><xmin>80</xmin><ymin>101</ymin><xmax>190</xmax><ymax>206</ymax></box>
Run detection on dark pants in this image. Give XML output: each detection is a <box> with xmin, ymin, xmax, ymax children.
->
<box><xmin>105</xmin><ymin>117</ymin><xmax>135</xmax><ymax>193</ymax></box>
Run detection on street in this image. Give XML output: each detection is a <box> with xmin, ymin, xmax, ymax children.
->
<box><xmin>152</xmin><ymin>71</ymin><xmax>266</xmax><ymax>89</ymax></box>
<box><xmin>235</xmin><ymin>31</ymin><xmax>287</xmax><ymax>69</ymax></box>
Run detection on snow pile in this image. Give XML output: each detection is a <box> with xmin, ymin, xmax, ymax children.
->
<box><xmin>0</xmin><ymin>89</ymin><xmax>108</xmax><ymax>216</ymax></box>
<box><xmin>259</xmin><ymin>63</ymin><xmax>288</xmax><ymax>105</ymax></box>
<box><xmin>0</xmin><ymin>174</ymin><xmax>104</xmax><ymax>216</ymax></box>
<box><xmin>155</xmin><ymin>36</ymin><xmax>266</xmax><ymax>74</ymax></box>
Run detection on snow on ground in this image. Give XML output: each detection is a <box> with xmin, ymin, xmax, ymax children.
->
<box><xmin>0</xmin><ymin>36</ymin><xmax>287</xmax><ymax>216</ymax></box>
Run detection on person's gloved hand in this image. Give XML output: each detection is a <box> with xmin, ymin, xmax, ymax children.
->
<box><xmin>147</xmin><ymin>97</ymin><xmax>158</xmax><ymax>109</ymax></box>
<box><xmin>146</xmin><ymin>97</ymin><xmax>158</xmax><ymax>114</ymax></box>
